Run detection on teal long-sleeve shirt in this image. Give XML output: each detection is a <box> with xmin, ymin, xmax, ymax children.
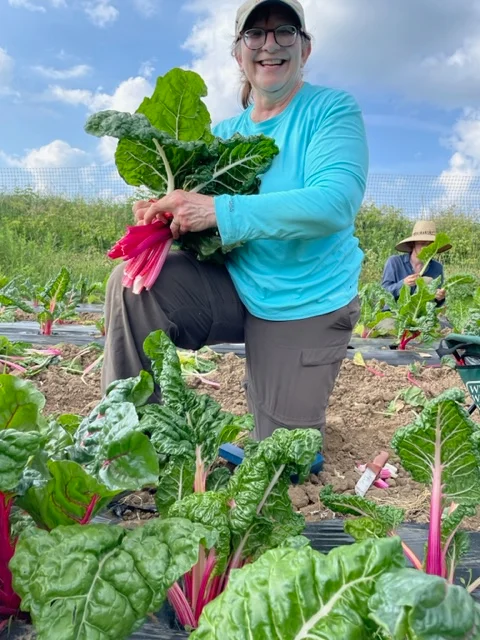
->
<box><xmin>212</xmin><ymin>82</ymin><xmax>369</xmax><ymax>321</ymax></box>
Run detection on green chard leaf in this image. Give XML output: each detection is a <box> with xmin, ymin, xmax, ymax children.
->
<box><xmin>39</xmin><ymin>266</ymin><xmax>70</xmax><ymax>307</ymax></box>
<box><xmin>10</xmin><ymin>518</ymin><xmax>217</xmax><ymax>640</ymax></box>
<box><xmin>72</xmin><ymin>401</ymin><xmax>159</xmax><ymax>491</ymax></box>
<box><xmin>143</xmin><ymin>329</ymin><xmax>187</xmax><ymax>414</ymax></box>
<box><xmin>101</xmin><ymin>370</ymin><xmax>154</xmax><ymax>410</ymax></box>
<box><xmin>226</xmin><ymin>428</ymin><xmax>322</xmax><ymax>558</ymax></box>
<box><xmin>137</xmin><ymin>67</ymin><xmax>214</xmax><ymax>143</ymax></box>
<box><xmin>168</xmin><ymin>492</ymin><xmax>231</xmax><ymax>573</ymax></box>
<box><xmin>417</xmin><ymin>232</ymin><xmax>451</xmax><ymax>274</ymax></box>
<box><xmin>140</xmin><ymin>329</ymin><xmax>253</xmax><ymax>513</ymax></box>
<box><xmin>206</xmin><ymin>466</ymin><xmax>232</xmax><ymax>492</ymax></box>
<box><xmin>0</xmin><ymin>374</ymin><xmax>43</xmax><ymax>491</ymax></box>
<box><xmin>0</xmin><ymin>373</ymin><xmax>45</xmax><ymax>431</ymax></box>
<box><xmin>320</xmin><ymin>485</ymin><xmax>405</xmax><ymax>540</ymax></box>
<box><xmin>357</xmin><ymin>283</ymin><xmax>395</xmax><ymax>336</ymax></box>
<box><xmin>16</xmin><ymin>459</ymin><xmax>118</xmax><ymax>529</ymax></box>
<box><xmin>191</xmin><ymin>537</ymin><xmax>405</xmax><ymax>639</ymax></box>
<box><xmin>368</xmin><ymin>568</ymin><xmax>480</xmax><ymax>639</ymax></box>
<box><xmin>84</xmin><ymin>68</ymin><xmax>279</xmax><ymax>263</ymax></box>
<box><xmin>391</xmin><ymin>388</ymin><xmax>480</xmax><ymax>505</ymax></box>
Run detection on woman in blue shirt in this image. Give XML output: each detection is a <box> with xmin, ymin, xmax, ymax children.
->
<box><xmin>102</xmin><ymin>0</ymin><xmax>369</xmax><ymax>441</ymax></box>
<box><xmin>381</xmin><ymin>221</ymin><xmax>451</xmax><ymax>302</ymax></box>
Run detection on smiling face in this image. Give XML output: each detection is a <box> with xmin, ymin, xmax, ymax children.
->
<box><xmin>235</xmin><ymin>4</ymin><xmax>311</xmax><ymax>102</ymax></box>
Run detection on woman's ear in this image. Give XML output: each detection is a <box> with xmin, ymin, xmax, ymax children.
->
<box><xmin>301</xmin><ymin>40</ymin><xmax>312</xmax><ymax>66</ymax></box>
<box><xmin>234</xmin><ymin>45</ymin><xmax>243</xmax><ymax>70</ymax></box>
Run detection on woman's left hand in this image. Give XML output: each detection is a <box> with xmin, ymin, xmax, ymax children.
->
<box><xmin>142</xmin><ymin>190</ymin><xmax>216</xmax><ymax>239</ymax></box>
<box><xmin>435</xmin><ymin>288</ymin><xmax>446</xmax><ymax>301</ymax></box>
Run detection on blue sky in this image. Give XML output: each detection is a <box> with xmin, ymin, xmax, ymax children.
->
<box><xmin>1</xmin><ymin>0</ymin><xmax>479</xmax><ymax>205</ymax></box>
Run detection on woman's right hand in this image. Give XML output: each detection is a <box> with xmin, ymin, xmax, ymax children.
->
<box><xmin>404</xmin><ymin>274</ymin><xmax>419</xmax><ymax>287</ymax></box>
<box><xmin>132</xmin><ymin>200</ymin><xmax>154</xmax><ymax>225</ymax></box>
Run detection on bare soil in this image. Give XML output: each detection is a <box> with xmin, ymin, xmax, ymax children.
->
<box><xmin>30</xmin><ymin>345</ymin><xmax>480</xmax><ymax>530</ymax></box>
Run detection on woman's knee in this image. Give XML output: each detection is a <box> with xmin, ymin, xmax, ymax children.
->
<box><xmin>106</xmin><ymin>263</ymin><xmax>125</xmax><ymax>300</ymax></box>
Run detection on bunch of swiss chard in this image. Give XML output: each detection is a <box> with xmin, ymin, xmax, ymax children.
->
<box><xmin>84</xmin><ymin>67</ymin><xmax>279</xmax><ymax>293</ymax></box>
<box><xmin>320</xmin><ymin>388</ymin><xmax>480</xmax><ymax>593</ymax></box>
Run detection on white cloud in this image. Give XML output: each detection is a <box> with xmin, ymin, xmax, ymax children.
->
<box><xmin>183</xmin><ymin>0</ymin><xmax>480</xmax><ymax>119</ymax></box>
<box><xmin>139</xmin><ymin>59</ymin><xmax>156</xmax><ymax>79</ymax></box>
<box><xmin>0</xmin><ymin>47</ymin><xmax>19</xmax><ymax>98</ymax></box>
<box><xmin>47</xmin><ymin>75</ymin><xmax>152</xmax><ymax>112</ymax></box>
<box><xmin>444</xmin><ymin>109</ymin><xmax>480</xmax><ymax>174</ymax></box>
<box><xmin>83</xmin><ymin>0</ymin><xmax>119</xmax><ymax>27</ymax></box>
<box><xmin>8</xmin><ymin>0</ymin><xmax>46</xmax><ymax>11</ymax></box>
<box><xmin>49</xmin><ymin>0</ymin><xmax>66</xmax><ymax>6</ymax></box>
<box><xmin>33</xmin><ymin>63</ymin><xmax>92</xmax><ymax>80</ymax></box>
<box><xmin>1</xmin><ymin>140</ymin><xmax>89</xmax><ymax>168</ymax></box>
<box><xmin>46</xmin><ymin>76</ymin><xmax>153</xmax><ymax>163</ymax></box>
<box><xmin>133</xmin><ymin>0</ymin><xmax>159</xmax><ymax>17</ymax></box>
<box><xmin>0</xmin><ymin>48</ymin><xmax>14</xmax><ymax>86</ymax></box>
<box><xmin>182</xmin><ymin>1</ymin><xmax>241</xmax><ymax>123</ymax></box>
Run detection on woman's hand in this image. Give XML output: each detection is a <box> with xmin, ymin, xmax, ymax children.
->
<box><xmin>132</xmin><ymin>191</ymin><xmax>216</xmax><ymax>239</ymax></box>
<box><xmin>404</xmin><ymin>274</ymin><xmax>419</xmax><ymax>287</ymax></box>
<box><xmin>435</xmin><ymin>288</ymin><xmax>446</xmax><ymax>301</ymax></box>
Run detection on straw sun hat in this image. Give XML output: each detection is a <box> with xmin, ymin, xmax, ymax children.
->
<box><xmin>395</xmin><ymin>220</ymin><xmax>452</xmax><ymax>253</ymax></box>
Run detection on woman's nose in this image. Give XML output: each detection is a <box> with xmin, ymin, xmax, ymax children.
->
<box><xmin>263</xmin><ymin>30</ymin><xmax>280</xmax><ymax>51</ymax></box>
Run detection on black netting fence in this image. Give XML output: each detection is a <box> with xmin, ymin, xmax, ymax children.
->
<box><xmin>1</xmin><ymin>168</ymin><xmax>479</xmax><ymax>283</ymax></box>
<box><xmin>1</xmin><ymin>168</ymin><xmax>480</xmax><ymax>218</ymax></box>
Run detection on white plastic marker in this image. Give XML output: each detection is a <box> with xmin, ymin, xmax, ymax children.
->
<box><xmin>355</xmin><ymin>451</ymin><xmax>390</xmax><ymax>497</ymax></box>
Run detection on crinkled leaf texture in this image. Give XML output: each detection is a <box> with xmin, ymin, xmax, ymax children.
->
<box><xmin>227</xmin><ymin>428</ymin><xmax>323</xmax><ymax>558</ymax></box>
<box><xmin>368</xmin><ymin>568</ymin><xmax>480</xmax><ymax>639</ymax></box>
<box><xmin>169</xmin><ymin>492</ymin><xmax>231</xmax><ymax>573</ymax></box>
<box><xmin>320</xmin><ymin>485</ymin><xmax>405</xmax><ymax>540</ymax></box>
<box><xmin>16</xmin><ymin>460</ymin><xmax>118</xmax><ymax>529</ymax></box>
<box><xmin>0</xmin><ymin>374</ymin><xmax>43</xmax><ymax>491</ymax></box>
<box><xmin>72</xmin><ymin>401</ymin><xmax>159</xmax><ymax>491</ymax></box>
<box><xmin>142</xmin><ymin>330</ymin><xmax>253</xmax><ymax>514</ymax></box>
<box><xmin>101</xmin><ymin>370</ymin><xmax>154</xmax><ymax>411</ymax></box>
<box><xmin>10</xmin><ymin>518</ymin><xmax>217</xmax><ymax>640</ymax></box>
<box><xmin>191</xmin><ymin>537</ymin><xmax>405</xmax><ymax>639</ymax></box>
<box><xmin>391</xmin><ymin>388</ymin><xmax>480</xmax><ymax>505</ymax></box>
<box><xmin>84</xmin><ymin>67</ymin><xmax>278</xmax><ymax>262</ymax></box>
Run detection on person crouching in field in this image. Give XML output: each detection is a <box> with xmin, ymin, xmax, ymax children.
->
<box><xmin>381</xmin><ymin>220</ymin><xmax>451</xmax><ymax>304</ymax></box>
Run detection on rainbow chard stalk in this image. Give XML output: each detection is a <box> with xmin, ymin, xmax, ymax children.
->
<box><xmin>392</xmin><ymin>389</ymin><xmax>480</xmax><ymax>579</ymax></box>
<box><xmin>84</xmin><ymin>67</ymin><xmax>279</xmax><ymax>293</ymax></box>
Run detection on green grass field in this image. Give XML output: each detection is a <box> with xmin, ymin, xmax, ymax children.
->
<box><xmin>1</xmin><ymin>190</ymin><xmax>480</xmax><ymax>287</ymax></box>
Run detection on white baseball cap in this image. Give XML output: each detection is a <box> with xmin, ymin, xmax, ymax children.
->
<box><xmin>235</xmin><ymin>0</ymin><xmax>306</xmax><ymax>37</ymax></box>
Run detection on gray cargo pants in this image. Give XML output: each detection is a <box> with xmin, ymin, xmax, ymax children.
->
<box><xmin>102</xmin><ymin>251</ymin><xmax>360</xmax><ymax>440</ymax></box>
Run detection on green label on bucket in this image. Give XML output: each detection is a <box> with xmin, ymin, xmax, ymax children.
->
<box><xmin>466</xmin><ymin>381</ymin><xmax>480</xmax><ymax>406</ymax></box>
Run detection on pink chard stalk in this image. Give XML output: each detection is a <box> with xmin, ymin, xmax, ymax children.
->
<box><xmin>108</xmin><ymin>215</ymin><xmax>174</xmax><ymax>295</ymax></box>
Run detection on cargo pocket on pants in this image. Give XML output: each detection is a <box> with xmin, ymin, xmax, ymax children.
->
<box><xmin>247</xmin><ymin>342</ymin><xmax>348</xmax><ymax>428</ymax></box>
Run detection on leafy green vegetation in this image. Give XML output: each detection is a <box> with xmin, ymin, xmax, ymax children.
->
<box><xmin>1</xmin><ymin>190</ymin><xmax>479</xmax><ymax>290</ymax></box>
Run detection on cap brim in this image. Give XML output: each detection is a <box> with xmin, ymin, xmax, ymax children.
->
<box><xmin>395</xmin><ymin>237</ymin><xmax>452</xmax><ymax>253</ymax></box>
<box><xmin>236</xmin><ymin>0</ymin><xmax>305</xmax><ymax>34</ymax></box>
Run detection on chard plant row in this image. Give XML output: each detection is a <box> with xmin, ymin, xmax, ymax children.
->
<box><xmin>1</xmin><ymin>328</ymin><xmax>479</xmax><ymax>638</ymax></box>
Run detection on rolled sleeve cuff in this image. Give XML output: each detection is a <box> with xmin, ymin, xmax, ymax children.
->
<box><xmin>214</xmin><ymin>194</ymin><xmax>238</xmax><ymax>246</ymax></box>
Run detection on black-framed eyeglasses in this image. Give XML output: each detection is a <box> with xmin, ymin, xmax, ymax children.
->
<box><xmin>240</xmin><ymin>25</ymin><xmax>306</xmax><ymax>50</ymax></box>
